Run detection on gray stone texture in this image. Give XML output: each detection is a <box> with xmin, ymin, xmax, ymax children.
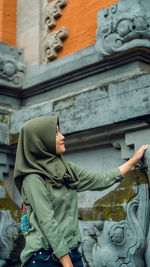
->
<box><xmin>11</xmin><ymin>100</ymin><xmax>54</xmax><ymax>134</ymax></box>
<box><xmin>0</xmin><ymin>42</ymin><xmax>25</xmax><ymax>88</ymax></box>
<box><xmin>0</xmin><ymin>122</ymin><xmax>9</xmax><ymax>145</ymax></box>
<box><xmin>53</xmin><ymin>74</ymin><xmax>150</xmax><ymax>134</ymax></box>
<box><xmin>96</xmin><ymin>0</ymin><xmax>150</xmax><ymax>59</ymax></box>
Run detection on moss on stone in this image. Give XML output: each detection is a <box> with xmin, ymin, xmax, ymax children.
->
<box><xmin>10</xmin><ymin>133</ymin><xmax>19</xmax><ymax>145</ymax></box>
<box><xmin>0</xmin><ymin>113</ymin><xmax>10</xmax><ymax>124</ymax></box>
<box><xmin>79</xmin><ymin>168</ymin><xmax>148</xmax><ymax>222</ymax></box>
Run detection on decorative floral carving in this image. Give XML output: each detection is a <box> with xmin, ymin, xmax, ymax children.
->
<box><xmin>40</xmin><ymin>0</ymin><xmax>68</xmax><ymax>64</ymax></box>
<box><xmin>43</xmin><ymin>0</ymin><xmax>67</xmax><ymax>30</ymax></box>
<box><xmin>0</xmin><ymin>43</ymin><xmax>25</xmax><ymax>87</ymax></box>
<box><xmin>96</xmin><ymin>0</ymin><xmax>150</xmax><ymax>59</ymax></box>
<box><xmin>40</xmin><ymin>27</ymin><xmax>68</xmax><ymax>64</ymax></box>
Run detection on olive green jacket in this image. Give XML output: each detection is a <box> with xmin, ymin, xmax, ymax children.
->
<box><xmin>21</xmin><ymin>162</ymin><xmax>122</xmax><ymax>266</ymax></box>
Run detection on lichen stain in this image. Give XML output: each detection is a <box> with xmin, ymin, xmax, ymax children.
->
<box><xmin>79</xmin><ymin>168</ymin><xmax>148</xmax><ymax>222</ymax></box>
<box><xmin>10</xmin><ymin>133</ymin><xmax>19</xmax><ymax>145</ymax></box>
<box><xmin>0</xmin><ymin>114</ymin><xmax>10</xmax><ymax>124</ymax></box>
<box><xmin>78</xmin><ymin>207</ymin><xmax>93</xmax><ymax>221</ymax></box>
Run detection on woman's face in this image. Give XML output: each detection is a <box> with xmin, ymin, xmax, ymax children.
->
<box><xmin>56</xmin><ymin>126</ymin><xmax>65</xmax><ymax>154</ymax></box>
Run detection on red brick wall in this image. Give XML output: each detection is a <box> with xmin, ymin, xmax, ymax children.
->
<box><xmin>0</xmin><ymin>0</ymin><xmax>17</xmax><ymax>46</ymax></box>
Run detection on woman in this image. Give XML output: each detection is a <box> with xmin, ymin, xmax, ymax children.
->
<box><xmin>14</xmin><ymin>116</ymin><xmax>149</xmax><ymax>267</ymax></box>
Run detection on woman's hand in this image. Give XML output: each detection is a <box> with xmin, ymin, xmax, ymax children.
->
<box><xmin>59</xmin><ymin>254</ymin><xmax>73</xmax><ymax>267</ymax></box>
<box><xmin>119</xmin><ymin>144</ymin><xmax>150</xmax><ymax>176</ymax></box>
<box><xmin>132</xmin><ymin>145</ymin><xmax>150</xmax><ymax>163</ymax></box>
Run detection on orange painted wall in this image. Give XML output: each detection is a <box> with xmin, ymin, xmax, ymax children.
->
<box><xmin>51</xmin><ymin>0</ymin><xmax>120</xmax><ymax>59</ymax></box>
<box><xmin>0</xmin><ymin>0</ymin><xmax>17</xmax><ymax>46</ymax></box>
<box><xmin>0</xmin><ymin>0</ymin><xmax>3</xmax><ymax>40</ymax></box>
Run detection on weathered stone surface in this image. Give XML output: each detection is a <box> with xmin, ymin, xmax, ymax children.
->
<box><xmin>0</xmin><ymin>185</ymin><xmax>6</xmax><ymax>198</ymax></box>
<box><xmin>0</xmin><ymin>123</ymin><xmax>9</xmax><ymax>145</ymax></box>
<box><xmin>53</xmin><ymin>74</ymin><xmax>150</xmax><ymax>134</ymax></box>
<box><xmin>0</xmin><ymin>43</ymin><xmax>25</xmax><ymax>88</ymax></box>
<box><xmin>0</xmin><ymin>179</ymin><xmax>21</xmax><ymax>266</ymax></box>
<box><xmin>96</xmin><ymin>0</ymin><xmax>150</xmax><ymax>59</ymax></box>
<box><xmin>0</xmin><ymin>112</ymin><xmax>10</xmax><ymax>146</ymax></box>
<box><xmin>10</xmin><ymin>100</ymin><xmax>54</xmax><ymax>135</ymax></box>
<box><xmin>81</xmin><ymin>169</ymin><xmax>149</xmax><ymax>267</ymax></box>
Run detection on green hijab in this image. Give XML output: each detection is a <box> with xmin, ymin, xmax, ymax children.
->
<box><xmin>14</xmin><ymin>116</ymin><xmax>79</xmax><ymax>193</ymax></box>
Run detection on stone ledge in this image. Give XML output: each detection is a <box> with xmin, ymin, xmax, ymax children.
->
<box><xmin>0</xmin><ymin>47</ymin><xmax>150</xmax><ymax>100</ymax></box>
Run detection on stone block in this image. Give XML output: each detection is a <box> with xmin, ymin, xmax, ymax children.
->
<box><xmin>0</xmin><ymin>122</ymin><xmax>9</xmax><ymax>144</ymax></box>
<box><xmin>11</xmin><ymin>100</ymin><xmax>54</xmax><ymax>134</ymax></box>
<box><xmin>53</xmin><ymin>74</ymin><xmax>150</xmax><ymax>134</ymax></box>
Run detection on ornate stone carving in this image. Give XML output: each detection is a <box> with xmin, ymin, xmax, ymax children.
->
<box><xmin>0</xmin><ymin>43</ymin><xmax>25</xmax><ymax>88</ymax></box>
<box><xmin>40</xmin><ymin>0</ymin><xmax>68</xmax><ymax>64</ymax></box>
<box><xmin>81</xmin><ymin>168</ymin><xmax>150</xmax><ymax>266</ymax></box>
<box><xmin>42</xmin><ymin>0</ymin><xmax>67</xmax><ymax>30</ymax></box>
<box><xmin>0</xmin><ymin>210</ymin><xmax>18</xmax><ymax>263</ymax></box>
<box><xmin>40</xmin><ymin>27</ymin><xmax>68</xmax><ymax>64</ymax></box>
<box><xmin>96</xmin><ymin>0</ymin><xmax>150</xmax><ymax>59</ymax></box>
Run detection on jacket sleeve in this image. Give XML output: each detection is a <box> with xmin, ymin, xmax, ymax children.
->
<box><xmin>69</xmin><ymin>162</ymin><xmax>123</xmax><ymax>192</ymax></box>
<box><xmin>21</xmin><ymin>174</ymin><xmax>70</xmax><ymax>259</ymax></box>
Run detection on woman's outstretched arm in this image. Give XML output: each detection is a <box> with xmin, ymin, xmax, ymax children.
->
<box><xmin>119</xmin><ymin>144</ymin><xmax>150</xmax><ymax>176</ymax></box>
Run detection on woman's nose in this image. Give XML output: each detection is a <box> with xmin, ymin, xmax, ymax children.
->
<box><xmin>60</xmin><ymin>134</ymin><xmax>64</xmax><ymax>140</ymax></box>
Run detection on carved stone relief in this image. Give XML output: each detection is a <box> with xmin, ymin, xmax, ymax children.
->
<box><xmin>0</xmin><ymin>43</ymin><xmax>26</xmax><ymax>88</ymax></box>
<box><xmin>42</xmin><ymin>0</ymin><xmax>67</xmax><ymax>30</ymax></box>
<box><xmin>0</xmin><ymin>151</ymin><xmax>23</xmax><ymax>266</ymax></box>
<box><xmin>0</xmin><ymin>210</ymin><xmax>18</xmax><ymax>264</ymax></box>
<box><xmin>40</xmin><ymin>0</ymin><xmax>68</xmax><ymax>64</ymax></box>
<box><xmin>96</xmin><ymin>0</ymin><xmax>150</xmax><ymax>59</ymax></box>
<box><xmin>0</xmin><ymin>180</ymin><xmax>22</xmax><ymax>266</ymax></box>
<box><xmin>40</xmin><ymin>27</ymin><xmax>68</xmax><ymax>64</ymax></box>
<box><xmin>81</xmin><ymin>167</ymin><xmax>150</xmax><ymax>267</ymax></box>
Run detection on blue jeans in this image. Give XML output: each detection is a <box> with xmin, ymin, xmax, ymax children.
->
<box><xmin>25</xmin><ymin>248</ymin><xmax>83</xmax><ymax>267</ymax></box>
